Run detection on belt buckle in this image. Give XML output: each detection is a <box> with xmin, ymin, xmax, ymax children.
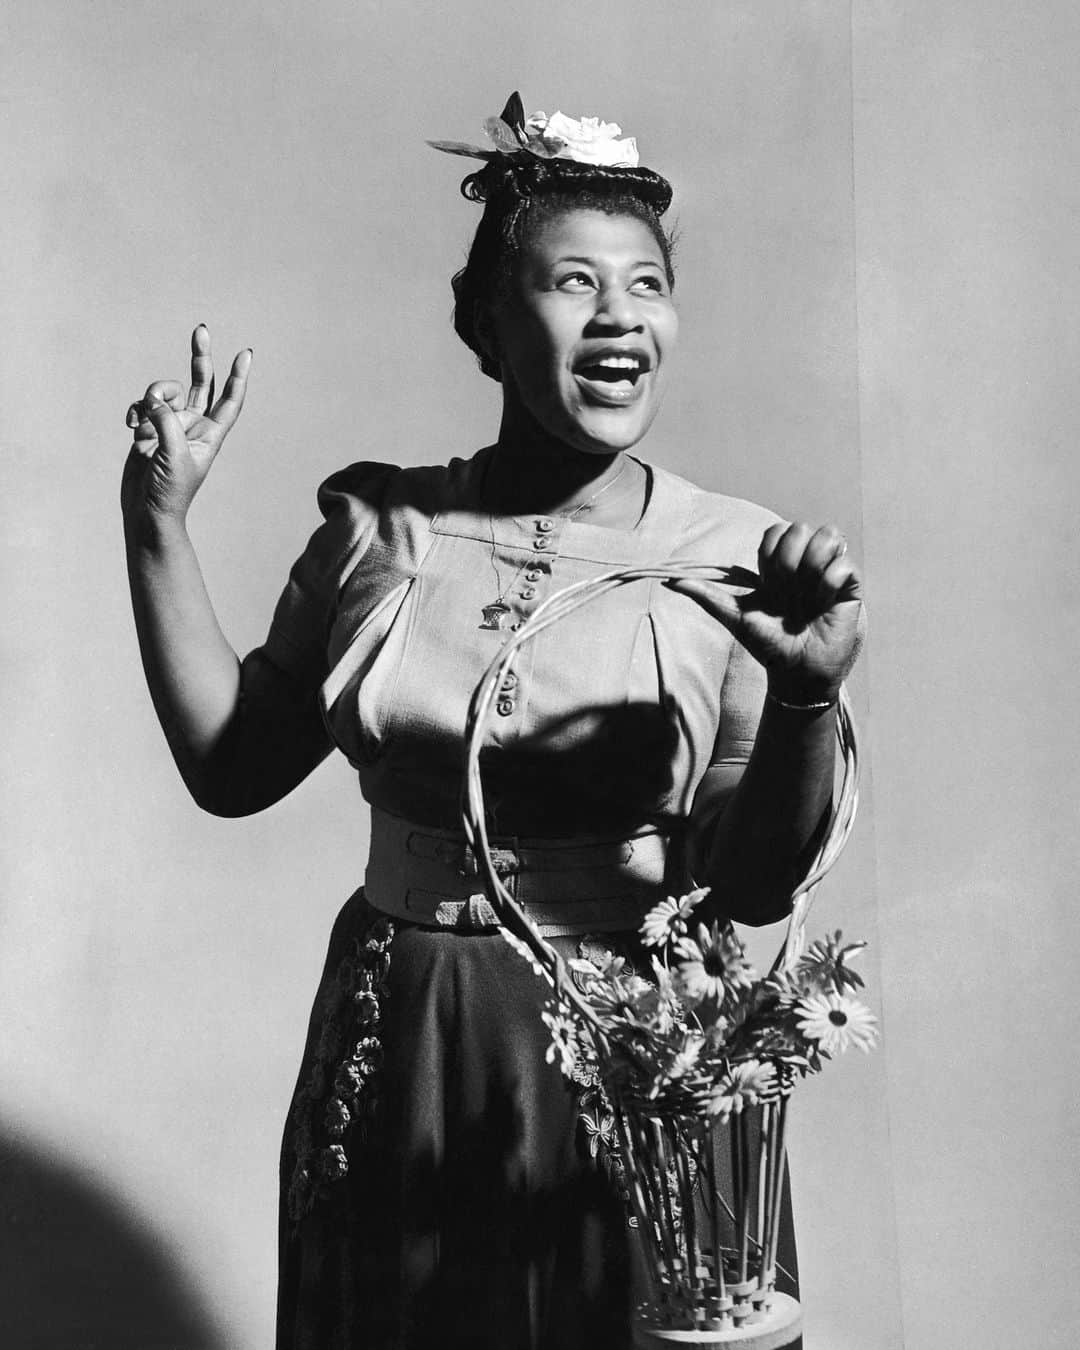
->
<box><xmin>460</xmin><ymin>842</ymin><xmax>520</xmax><ymax>879</ymax></box>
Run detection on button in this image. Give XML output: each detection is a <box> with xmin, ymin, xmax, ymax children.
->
<box><xmin>532</xmin><ymin>537</ymin><xmax>551</xmax><ymax>551</ymax></box>
<box><xmin>500</xmin><ymin>671</ymin><xmax>518</xmax><ymax>690</ymax></box>
<box><xmin>536</xmin><ymin>518</ymin><xmax>555</xmax><ymax>533</ymax></box>
<box><xmin>496</xmin><ymin>698</ymin><xmax>515</xmax><ymax>716</ymax></box>
<box><xmin>525</xmin><ymin>569</ymin><xmax>544</xmax><ymax>582</ymax></box>
<box><xmin>519</xmin><ymin>586</ymin><xmax>536</xmax><ymax>600</ymax></box>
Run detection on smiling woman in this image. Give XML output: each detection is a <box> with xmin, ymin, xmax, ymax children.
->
<box><xmin>492</xmin><ymin>210</ymin><xmax>678</xmax><ymax>453</ymax></box>
<box><xmin>121</xmin><ymin>92</ymin><xmax>864</xmax><ymax>1350</ymax></box>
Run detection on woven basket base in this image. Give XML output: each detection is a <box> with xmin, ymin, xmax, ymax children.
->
<box><xmin>632</xmin><ymin>1292</ymin><xmax>801</xmax><ymax>1348</ymax></box>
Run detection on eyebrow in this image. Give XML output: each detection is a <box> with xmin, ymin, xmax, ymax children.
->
<box><xmin>553</xmin><ymin>255</ymin><xmax>666</xmax><ymax>270</ymax></box>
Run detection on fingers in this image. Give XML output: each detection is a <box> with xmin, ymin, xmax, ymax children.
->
<box><xmin>126</xmin><ymin>380</ymin><xmax>185</xmax><ymax>430</ymax></box>
<box><xmin>813</xmin><ymin>553</ymin><xmax>861</xmax><ymax>613</ymax></box>
<box><xmin>186</xmin><ymin>324</ymin><xmax>214</xmax><ymax>413</ymax></box>
<box><xmin>124</xmin><ymin>330</ymin><xmax>249</xmax><ymax>456</ymax></box>
<box><xmin>126</xmin><ymin>383</ymin><xmax>182</xmax><ymax>457</ymax></box>
<box><xmin>141</xmin><ymin>396</ymin><xmax>188</xmax><ymax>462</ymax></box>
<box><xmin>666</xmin><ymin>576</ymin><xmax>747</xmax><ymax>631</ymax></box>
<box><xmin>208</xmin><ymin>347</ymin><xmax>252</xmax><ymax>433</ymax></box>
<box><xmin>758</xmin><ymin>523</ymin><xmax>856</xmax><ymax>619</ymax></box>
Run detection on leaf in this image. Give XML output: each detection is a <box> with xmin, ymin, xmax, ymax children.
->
<box><xmin>498</xmin><ymin>90</ymin><xmax>526</xmax><ymax>133</ymax></box>
<box><xmin>482</xmin><ymin>116</ymin><xmax>523</xmax><ymax>154</ymax></box>
<box><xmin>426</xmin><ymin>139</ymin><xmax>496</xmax><ymax>160</ymax></box>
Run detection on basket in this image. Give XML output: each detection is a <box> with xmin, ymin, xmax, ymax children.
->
<box><xmin>461</xmin><ymin>562</ymin><xmax>860</xmax><ymax>1347</ymax></box>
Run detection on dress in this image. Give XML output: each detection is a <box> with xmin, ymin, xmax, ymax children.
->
<box><xmin>265</xmin><ymin>447</ymin><xmax>798</xmax><ymax>1350</ymax></box>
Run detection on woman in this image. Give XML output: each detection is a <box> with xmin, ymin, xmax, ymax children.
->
<box><xmin>122</xmin><ymin>97</ymin><xmax>862</xmax><ymax>1350</ymax></box>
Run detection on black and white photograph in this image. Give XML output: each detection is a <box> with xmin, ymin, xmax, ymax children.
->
<box><xmin>2</xmin><ymin>4</ymin><xmax>1077</xmax><ymax>1348</ymax></box>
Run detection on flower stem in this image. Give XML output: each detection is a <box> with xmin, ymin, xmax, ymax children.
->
<box><xmin>704</xmin><ymin>1122</ymin><xmax>726</xmax><ymax>1305</ymax></box>
<box><xmin>674</xmin><ymin>1122</ymin><xmax>700</xmax><ymax>1301</ymax></box>
<box><xmin>632</xmin><ymin>1111</ymin><xmax>681</xmax><ymax>1301</ymax></box>
<box><xmin>757</xmin><ymin>1102</ymin><xmax>770</xmax><ymax>1278</ymax></box>
<box><xmin>729</xmin><ymin>1112</ymin><xmax>743</xmax><ymax>1285</ymax></box>
<box><xmin>759</xmin><ymin>1102</ymin><xmax>777</xmax><ymax>1287</ymax></box>
<box><xmin>737</xmin><ymin>1109</ymin><xmax>751</xmax><ymax>1285</ymax></box>
<box><xmin>766</xmin><ymin>1097</ymin><xmax>790</xmax><ymax>1279</ymax></box>
<box><xmin>651</xmin><ymin>1118</ymin><xmax>681</xmax><ymax>1274</ymax></box>
<box><xmin>614</xmin><ymin>1110</ymin><xmax>664</xmax><ymax>1306</ymax></box>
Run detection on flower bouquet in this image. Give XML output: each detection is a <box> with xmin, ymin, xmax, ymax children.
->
<box><xmin>462</xmin><ymin>564</ymin><xmax>872</xmax><ymax>1347</ymax></box>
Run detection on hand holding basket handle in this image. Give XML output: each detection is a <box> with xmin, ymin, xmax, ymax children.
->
<box><xmin>462</xmin><ymin>553</ymin><xmax>861</xmax><ymax>1007</ymax></box>
<box><xmin>668</xmin><ymin>523</ymin><xmax>865</xmax><ymax>709</ymax></box>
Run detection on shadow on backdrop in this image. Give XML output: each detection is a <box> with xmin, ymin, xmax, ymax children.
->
<box><xmin>0</xmin><ymin>1119</ymin><xmax>226</xmax><ymax>1350</ymax></box>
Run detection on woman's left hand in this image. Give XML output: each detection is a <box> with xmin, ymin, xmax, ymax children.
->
<box><xmin>673</xmin><ymin>523</ymin><xmax>866</xmax><ymax>705</ymax></box>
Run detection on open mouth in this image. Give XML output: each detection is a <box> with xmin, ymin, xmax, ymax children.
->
<box><xmin>573</xmin><ymin>352</ymin><xmax>652</xmax><ymax>404</ymax></box>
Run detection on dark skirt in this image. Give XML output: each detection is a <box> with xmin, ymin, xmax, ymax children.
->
<box><xmin>276</xmin><ymin>892</ymin><xmax>797</xmax><ymax>1350</ymax></box>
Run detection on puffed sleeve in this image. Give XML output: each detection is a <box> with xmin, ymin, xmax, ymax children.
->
<box><xmin>260</xmin><ymin>462</ymin><xmax>398</xmax><ymax>685</ymax></box>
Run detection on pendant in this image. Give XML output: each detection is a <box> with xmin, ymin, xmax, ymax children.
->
<box><xmin>479</xmin><ymin>601</ymin><xmax>511</xmax><ymax>631</ymax></box>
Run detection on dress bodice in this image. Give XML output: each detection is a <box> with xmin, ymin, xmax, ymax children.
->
<box><xmin>261</xmin><ymin>447</ymin><xmax>779</xmax><ymax>835</ymax></box>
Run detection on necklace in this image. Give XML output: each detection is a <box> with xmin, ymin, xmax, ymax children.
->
<box><xmin>479</xmin><ymin>458</ymin><xmax>630</xmax><ymax>631</ymax></box>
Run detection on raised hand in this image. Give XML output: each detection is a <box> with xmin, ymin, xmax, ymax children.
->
<box><xmin>675</xmin><ymin>523</ymin><xmax>865</xmax><ymax>705</ymax></box>
<box><xmin>121</xmin><ymin>325</ymin><xmax>251</xmax><ymax>528</ymax></box>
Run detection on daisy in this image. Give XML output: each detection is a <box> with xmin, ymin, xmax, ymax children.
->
<box><xmin>796</xmin><ymin>992</ymin><xmax>878</xmax><ymax>1055</ymax></box>
<box><xmin>542</xmin><ymin>1009</ymin><xmax>579</xmax><ymax>1077</ymax></box>
<box><xmin>675</xmin><ymin>922</ymin><xmax>755</xmax><ymax>1006</ymax></box>
<box><xmin>659</xmin><ymin>1033</ymin><xmax>704</xmax><ymax>1084</ymax></box>
<box><xmin>797</xmin><ymin>930</ymin><xmax>867</xmax><ymax>995</ymax></box>
<box><xmin>640</xmin><ymin>888</ymin><xmax>710</xmax><ymax>948</ymax></box>
<box><xmin>641</xmin><ymin>955</ymin><xmax>680</xmax><ymax>1034</ymax></box>
<box><xmin>589</xmin><ymin>970</ymin><xmax>654</xmax><ymax>1020</ymax></box>
<box><xmin>706</xmin><ymin>1060</ymin><xmax>774</xmax><ymax>1121</ymax></box>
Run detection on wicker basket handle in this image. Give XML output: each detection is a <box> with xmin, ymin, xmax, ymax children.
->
<box><xmin>460</xmin><ymin>562</ymin><xmax>860</xmax><ymax>1019</ymax></box>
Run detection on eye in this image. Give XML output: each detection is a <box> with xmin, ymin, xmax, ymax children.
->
<box><xmin>631</xmin><ymin>274</ymin><xmax>665</xmax><ymax>294</ymax></box>
<box><xmin>557</xmin><ymin>271</ymin><xmax>595</xmax><ymax>291</ymax></box>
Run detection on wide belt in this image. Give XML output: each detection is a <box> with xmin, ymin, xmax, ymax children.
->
<box><xmin>364</xmin><ymin>806</ymin><xmax>676</xmax><ymax>938</ymax></box>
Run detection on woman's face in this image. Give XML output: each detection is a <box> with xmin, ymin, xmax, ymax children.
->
<box><xmin>491</xmin><ymin>208</ymin><xmax>678</xmax><ymax>456</ymax></box>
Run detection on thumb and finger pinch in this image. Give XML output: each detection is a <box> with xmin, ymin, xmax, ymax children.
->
<box><xmin>664</xmin><ymin>527</ymin><xmax>867</xmax><ymax>689</ymax></box>
<box><xmin>123</xmin><ymin>330</ymin><xmax>251</xmax><ymax>431</ymax></box>
<box><xmin>121</xmin><ymin>337</ymin><xmax>252</xmax><ymax>532</ymax></box>
<box><xmin>123</xmin><ymin>343</ymin><xmax>252</xmax><ymax>461</ymax></box>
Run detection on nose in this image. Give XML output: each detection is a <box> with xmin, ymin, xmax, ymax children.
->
<box><xmin>587</xmin><ymin>283</ymin><xmax>644</xmax><ymax>334</ymax></box>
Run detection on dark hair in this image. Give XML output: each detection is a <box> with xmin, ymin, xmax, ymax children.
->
<box><xmin>451</xmin><ymin>156</ymin><xmax>675</xmax><ymax>381</ymax></box>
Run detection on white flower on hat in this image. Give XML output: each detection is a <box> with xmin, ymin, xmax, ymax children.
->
<box><xmin>429</xmin><ymin>92</ymin><xmax>640</xmax><ymax>169</ymax></box>
<box><xmin>521</xmin><ymin>110</ymin><xmax>639</xmax><ymax>168</ymax></box>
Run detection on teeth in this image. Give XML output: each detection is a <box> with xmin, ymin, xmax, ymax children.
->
<box><xmin>595</xmin><ymin>356</ymin><xmax>641</xmax><ymax>369</ymax></box>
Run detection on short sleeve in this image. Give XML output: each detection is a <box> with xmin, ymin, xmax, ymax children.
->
<box><xmin>261</xmin><ymin>462</ymin><xmax>398</xmax><ymax>684</ymax></box>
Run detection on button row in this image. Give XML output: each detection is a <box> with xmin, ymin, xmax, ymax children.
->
<box><xmin>496</xmin><ymin>532</ymin><xmax>554</xmax><ymax>715</ymax></box>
